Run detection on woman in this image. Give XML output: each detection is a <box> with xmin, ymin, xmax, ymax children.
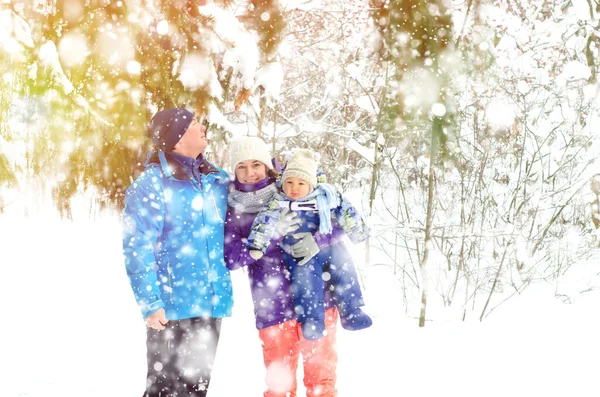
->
<box><xmin>224</xmin><ymin>136</ymin><xmax>345</xmax><ymax>397</ymax></box>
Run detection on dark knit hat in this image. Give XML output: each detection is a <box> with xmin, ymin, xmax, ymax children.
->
<box><xmin>148</xmin><ymin>108</ymin><xmax>194</xmax><ymax>151</ymax></box>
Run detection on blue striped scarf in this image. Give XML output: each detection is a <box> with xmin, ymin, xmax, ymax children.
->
<box><xmin>300</xmin><ymin>183</ymin><xmax>340</xmax><ymax>234</ymax></box>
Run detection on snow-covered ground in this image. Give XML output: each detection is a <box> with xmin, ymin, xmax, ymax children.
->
<box><xmin>2</xmin><ymin>201</ymin><xmax>599</xmax><ymax>397</ymax></box>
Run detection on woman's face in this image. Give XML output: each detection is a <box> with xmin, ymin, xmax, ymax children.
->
<box><xmin>235</xmin><ymin>160</ymin><xmax>268</xmax><ymax>184</ymax></box>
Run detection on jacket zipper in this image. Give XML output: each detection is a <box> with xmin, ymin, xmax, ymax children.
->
<box><xmin>167</xmin><ymin>262</ymin><xmax>174</xmax><ymax>304</ymax></box>
<box><xmin>199</xmin><ymin>177</ymin><xmax>214</xmax><ymax>295</ymax></box>
<box><xmin>210</xmin><ymin>192</ymin><xmax>224</xmax><ymax>223</ymax></box>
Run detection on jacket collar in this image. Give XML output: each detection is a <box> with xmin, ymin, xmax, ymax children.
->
<box><xmin>146</xmin><ymin>150</ymin><xmax>219</xmax><ymax>181</ymax></box>
<box><xmin>233</xmin><ymin>176</ymin><xmax>274</xmax><ymax>192</ymax></box>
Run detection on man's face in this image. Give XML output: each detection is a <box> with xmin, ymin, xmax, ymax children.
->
<box><xmin>172</xmin><ymin>117</ymin><xmax>208</xmax><ymax>158</ymax></box>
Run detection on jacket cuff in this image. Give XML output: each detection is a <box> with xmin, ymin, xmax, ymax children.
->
<box><xmin>142</xmin><ymin>300</ymin><xmax>165</xmax><ymax>318</ymax></box>
<box><xmin>264</xmin><ymin>234</ymin><xmax>284</xmax><ymax>255</ymax></box>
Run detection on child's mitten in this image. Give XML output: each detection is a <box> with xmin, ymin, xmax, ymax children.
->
<box><xmin>291</xmin><ymin>232</ymin><xmax>320</xmax><ymax>266</ymax></box>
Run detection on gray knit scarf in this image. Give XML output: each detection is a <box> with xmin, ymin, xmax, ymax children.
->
<box><xmin>228</xmin><ymin>183</ymin><xmax>278</xmax><ymax>214</ymax></box>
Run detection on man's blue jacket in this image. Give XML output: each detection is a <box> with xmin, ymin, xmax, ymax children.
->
<box><xmin>122</xmin><ymin>150</ymin><xmax>233</xmax><ymax>320</ymax></box>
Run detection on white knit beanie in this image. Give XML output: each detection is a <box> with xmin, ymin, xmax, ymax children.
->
<box><xmin>282</xmin><ymin>149</ymin><xmax>318</xmax><ymax>188</ymax></box>
<box><xmin>229</xmin><ymin>136</ymin><xmax>274</xmax><ymax>171</ymax></box>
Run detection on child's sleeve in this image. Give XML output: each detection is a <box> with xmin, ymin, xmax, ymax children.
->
<box><xmin>333</xmin><ymin>192</ymin><xmax>370</xmax><ymax>243</ymax></box>
<box><xmin>246</xmin><ymin>196</ymin><xmax>284</xmax><ymax>253</ymax></box>
<box><xmin>313</xmin><ymin>219</ymin><xmax>346</xmax><ymax>249</ymax></box>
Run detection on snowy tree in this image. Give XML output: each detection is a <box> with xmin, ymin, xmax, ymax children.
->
<box><xmin>362</xmin><ymin>0</ymin><xmax>600</xmax><ymax>322</ymax></box>
<box><xmin>0</xmin><ymin>0</ymin><xmax>280</xmax><ymax>213</ymax></box>
<box><xmin>368</xmin><ymin>0</ymin><xmax>455</xmax><ymax>326</ymax></box>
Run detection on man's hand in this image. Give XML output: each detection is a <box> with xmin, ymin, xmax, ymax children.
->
<box><xmin>291</xmin><ymin>232</ymin><xmax>320</xmax><ymax>266</ymax></box>
<box><xmin>275</xmin><ymin>208</ymin><xmax>300</xmax><ymax>237</ymax></box>
<box><xmin>145</xmin><ymin>308</ymin><xmax>168</xmax><ymax>331</ymax></box>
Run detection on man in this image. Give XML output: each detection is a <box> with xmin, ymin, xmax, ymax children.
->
<box><xmin>122</xmin><ymin>107</ymin><xmax>232</xmax><ymax>396</ymax></box>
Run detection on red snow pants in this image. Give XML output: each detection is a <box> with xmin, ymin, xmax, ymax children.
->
<box><xmin>258</xmin><ymin>307</ymin><xmax>338</xmax><ymax>397</ymax></box>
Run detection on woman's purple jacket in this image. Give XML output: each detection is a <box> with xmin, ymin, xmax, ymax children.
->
<box><xmin>224</xmin><ymin>181</ymin><xmax>342</xmax><ymax>330</ymax></box>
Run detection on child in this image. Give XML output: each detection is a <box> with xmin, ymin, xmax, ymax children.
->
<box><xmin>247</xmin><ymin>148</ymin><xmax>372</xmax><ymax>340</ymax></box>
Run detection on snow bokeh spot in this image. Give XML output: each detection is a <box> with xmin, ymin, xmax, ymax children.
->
<box><xmin>192</xmin><ymin>196</ymin><xmax>204</xmax><ymax>211</ymax></box>
<box><xmin>431</xmin><ymin>103</ymin><xmax>446</xmax><ymax>117</ymax></box>
<box><xmin>156</xmin><ymin>20</ymin><xmax>169</xmax><ymax>36</ymax></box>
<box><xmin>126</xmin><ymin>60</ymin><xmax>141</xmax><ymax>75</ymax></box>
<box><xmin>485</xmin><ymin>99</ymin><xmax>515</xmax><ymax>130</ymax></box>
<box><xmin>265</xmin><ymin>361</ymin><xmax>294</xmax><ymax>394</ymax></box>
<box><xmin>58</xmin><ymin>32</ymin><xmax>89</xmax><ymax>67</ymax></box>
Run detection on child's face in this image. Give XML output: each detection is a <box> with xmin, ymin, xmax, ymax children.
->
<box><xmin>235</xmin><ymin>160</ymin><xmax>268</xmax><ymax>184</ymax></box>
<box><xmin>283</xmin><ymin>176</ymin><xmax>312</xmax><ymax>200</ymax></box>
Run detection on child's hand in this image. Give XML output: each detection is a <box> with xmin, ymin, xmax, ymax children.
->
<box><xmin>249</xmin><ymin>250</ymin><xmax>264</xmax><ymax>260</ymax></box>
<box><xmin>275</xmin><ymin>208</ymin><xmax>301</xmax><ymax>237</ymax></box>
<box><xmin>291</xmin><ymin>232</ymin><xmax>320</xmax><ymax>266</ymax></box>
